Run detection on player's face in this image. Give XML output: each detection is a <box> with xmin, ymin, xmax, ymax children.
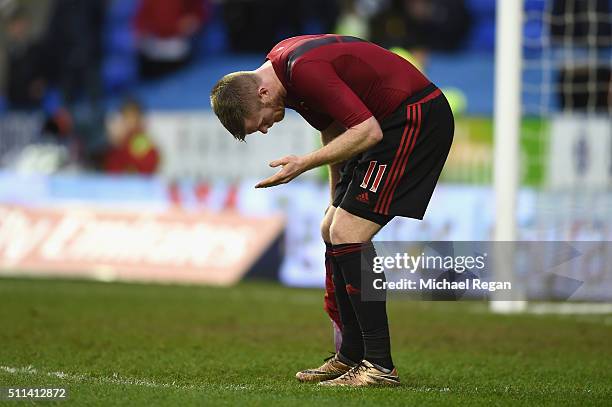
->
<box><xmin>244</xmin><ymin>107</ymin><xmax>274</xmax><ymax>135</ymax></box>
<box><xmin>244</xmin><ymin>97</ymin><xmax>285</xmax><ymax>136</ymax></box>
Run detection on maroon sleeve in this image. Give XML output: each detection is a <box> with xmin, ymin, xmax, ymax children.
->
<box><xmin>291</xmin><ymin>60</ymin><xmax>373</xmax><ymax>129</ymax></box>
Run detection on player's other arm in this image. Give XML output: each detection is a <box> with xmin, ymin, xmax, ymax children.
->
<box><xmin>321</xmin><ymin>120</ymin><xmax>347</xmax><ymax>200</ymax></box>
<box><xmin>306</xmin><ymin>117</ymin><xmax>382</xmax><ymax>169</ymax></box>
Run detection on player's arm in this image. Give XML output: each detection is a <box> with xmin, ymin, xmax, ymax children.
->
<box><xmin>307</xmin><ymin>117</ymin><xmax>381</xmax><ymax>168</ymax></box>
<box><xmin>255</xmin><ymin>117</ymin><xmax>381</xmax><ymax>188</ymax></box>
<box><xmin>321</xmin><ymin>120</ymin><xmax>347</xmax><ymax>200</ymax></box>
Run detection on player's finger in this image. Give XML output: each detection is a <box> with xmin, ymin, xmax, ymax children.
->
<box><xmin>269</xmin><ymin>160</ymin><xmax>281</xmax><ymax>168</ymax></box>
<box><xmin>269</xmin><ymin>156</ymin><xmax>289</xmax><ymax>167</ymax></box>
<box><xmin>255</xmin><ymin>174</ymin><xmax>282</xmax><ymax>188</ymax></box>
<box><xmin>256</xmin><ymin>180</ymin><xmax>278</xmax><ymax>188</ymax></box>
<box><xmin>255</xmin><ymin>177</ymin><xmax>270</xmax><ymax>188</ymax></box>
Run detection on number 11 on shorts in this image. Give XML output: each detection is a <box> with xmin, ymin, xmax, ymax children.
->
<box><xmin>360</xmin><ymin>161</ymin><xmax>387</xmax><ymax>193</ymax></box>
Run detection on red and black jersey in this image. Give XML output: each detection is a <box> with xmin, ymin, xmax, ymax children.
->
<box><xmin>266</xmin><ymin>34</ymin><xmax>432</xmax><ymax>131</ymax></box>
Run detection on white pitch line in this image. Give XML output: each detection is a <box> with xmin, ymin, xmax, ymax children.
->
<box><xmin>527</xmin><ymin>303</ymin><xmax>612</xmax><ymax>315</ymax></box>
<box><xmin>1</xmin><ymin>366</ymin><xmax>600</xmax><ymax>395</ymax></box>
<box><xmin>0</xmin><ymin>365</ymin><xmax>251</xmax><ymax>391</ymax></box>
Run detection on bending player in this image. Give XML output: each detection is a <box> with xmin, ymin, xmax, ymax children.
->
<box><xmin>210</xmin><ymin>34</ymin><xmax>454</xmax><ymax>387</ymax></box>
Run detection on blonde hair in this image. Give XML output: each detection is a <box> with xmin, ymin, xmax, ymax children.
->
<box><xmin>210</xmin><ymin>72</ymin><xmax>262</xmax><ymax>141</ymax></box>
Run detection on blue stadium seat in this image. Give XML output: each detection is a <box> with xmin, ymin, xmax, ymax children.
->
<box><xmin>465</xmin><ymin>19</ymin><xmax>495</xmax><ymax>51</ymax></box>
<box><xmin>107</xmin><ymin>0</ymin><xmax>139</xmax><ymax>24</ymax></box>
<box><xmin>42</xmin><ymin>88</ymin><xmax>62</xmax><ymax>115</ymax></box>
<box><xmin>104</xmin><ymin>26</ymin><xmax>136</xmax><ymax>55</ymax></box>
<box><xmin>466</xmin><ymin>0</ymin><xmax>495</xmax><ymax>17</ymax></box>
<box><xmin>465</xmin><ymin>0</ymin><xmax>496</xmax><ymax>51</ymax></box>
<box><xmin>524</xmin><ymin>0</ymin><xmax>546</xmax><ymax>12</ymax></box>
<box><xmin>103</xmin><ymin>56</ymin><xmax>138</xmax><ymax>93</ymax></box>
<box><xmin>199</xmin><ymin>17</ymin><xmax>229</xmax><ymax>56</ymax></box>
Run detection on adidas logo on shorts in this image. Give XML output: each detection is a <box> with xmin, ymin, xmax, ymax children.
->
<box><xmin>356</xmin><ymin>191</ymin><xmax>370</xmax><ymax>204</ymax></box>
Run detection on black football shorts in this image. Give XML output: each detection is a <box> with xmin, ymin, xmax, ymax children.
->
<box><xmin>332</xmin><ymin>83</ymin><xmax>454</xmax><ymax>226</ymax></box>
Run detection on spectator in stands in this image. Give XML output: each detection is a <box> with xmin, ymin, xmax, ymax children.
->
<box><xmin>43</xmin><ymin>0</ymin><xmax>105</xmax><ymax>106</ymax></box>
<box><xmin>334</xmin><ymin>0</ymin><xmax>371</xmax><ymax>40</ymax></box>
<box><xmin>1</xmin><ymin>5</ymin><xmax>46</xmax><ymax>110</ymax></box>
<box><xmin>369</xmin><ymin>0</ymin><xmax>472</xmax><ymax>51</ymax></box>
<box><xmin>104</xmin><ymin>98</ymin><xmax>160</xmax><ymax>175</ymax></box>
<box><xmin>223</xmin><ymin>0</ymin><xmax>340</xmax><ymax>53</ymax></box>
<box><xmin>0</xmin><ymin>0</ymin><xmax>52</xmax><ymax>111</ymax></box>
<box><xmin>42</xmin><ymin>0</ymin><xmax>107</xmax><ymax>168</ymax></box>
<box><xmin>134</xmin><ymin>0</ymin><xmax>209</xmax><ymax>79</ymax></box>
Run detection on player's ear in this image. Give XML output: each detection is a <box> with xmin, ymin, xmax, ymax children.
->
<box><xmin>258</xmin><ymin>86</ymin><xmax>269</xmax><ymax>101</ymax></box>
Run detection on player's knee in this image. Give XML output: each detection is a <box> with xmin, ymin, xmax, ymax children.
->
<box><xmin>329</xmin><ymin>221</ymin><xmax>352</xmax><ymax>245</ymax></box>
<box><xmin>320</xmin><ymin>206</ymin><xmax>336</xmax><ymax>243</ymax></box>
<box><xmin>321</xmin><ymin>218</ymin><xmax>332</xmax><ymax>243</ymax></box>
<box><xmin>321</xmin><ymin>213</ymin><xmax>334</xmax><ymax>243</ymax></box>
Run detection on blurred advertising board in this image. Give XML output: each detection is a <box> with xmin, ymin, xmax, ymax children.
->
<box><xmin>547</xmin><ymin>115</ymin><xmax>611</xmax><ymax>189</ymax></box>
<box><xmin>0</xmin><ymin>204</ymin><xmax>284</xmax><ymax>285</ymax></box>
<box><xmin>1</xmin><ymin>171</ymin><xmax>609</xmax><ymax>297</ymax></box>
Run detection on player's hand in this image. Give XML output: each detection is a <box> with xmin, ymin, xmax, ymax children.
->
<box><xmin>255</xmin><ymin>155</ymin><xmax>307</xmax><ymax>188</ymax></box>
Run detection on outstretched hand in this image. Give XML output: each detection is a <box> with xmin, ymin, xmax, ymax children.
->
<box><xmin>255</xmin><ymin>155</ymin><xmax>308</xmax><ymax>188</ymax></box>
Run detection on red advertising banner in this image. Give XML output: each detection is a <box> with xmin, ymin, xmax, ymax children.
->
<box><xmin>0</xmin><ymin>205</ymin><xmax>284</xmax><ymax>285</ymax></box>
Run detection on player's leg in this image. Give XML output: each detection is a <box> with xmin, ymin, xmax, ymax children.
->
<box><xmin>296</xmin><ymin>205</ymin><xmax>363</xmax><ymax>383</ymax></box>
<box><xmin>321</xmin><ymin>209</ymin><xmax>399</xmax><ymax>386</ymax></box>
<box><xmin>329</xmin><ymin>207</ymin><xmax>381</xmax><ymax>242</ymax></box>
<box><xmin>325</xmin><ymin>207</ymin><xmax>365</xmax><ymax>364</ymax></box>
<box><xmin>320</xmin><ymin>159</ymin><xmax>356</xmax><ymax>352</ymax></box>
<box><xmin>321</xmin><ymin>162</ymin><xmax>372</xmax><ymax>367</ymax></box>
<box><xmin>321</xmin><ymin>206</ymin><xmax>343</xmax><ymax>352</ymax></box>
<box><xmin>320</xmin><ymin>159</ymin><xmax>358</xmax><ymax>353</ymax></box>
<box><xmin>328</xmin><ymin>209</ymin><xmax>394</xmax><ymax>368</ymax></box>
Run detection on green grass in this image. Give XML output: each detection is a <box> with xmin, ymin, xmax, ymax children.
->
<box><xmin>1</xmin><ymin>278</ymin><xmax>611</xmax><ymax>406</ymax></box>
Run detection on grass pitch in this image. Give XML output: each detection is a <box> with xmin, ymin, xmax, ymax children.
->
<box><xmin>1</xmin><ymin>278</ymin><xmax>611</xmax><ymax>406</ymax></box>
